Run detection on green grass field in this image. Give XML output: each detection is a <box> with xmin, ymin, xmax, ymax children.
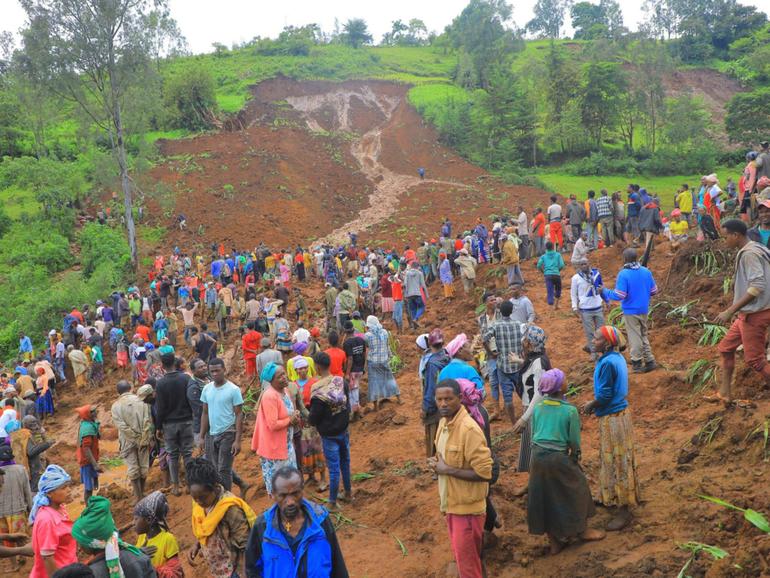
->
<box><xmin>1</xmin><ymin>185</ymin><xmax>39</xmax><ymax>218</ymax></box>
<box><xmin>537</xmin><ymin>166</ymin><xmax>739</xmax><ymax>211</ymax></box>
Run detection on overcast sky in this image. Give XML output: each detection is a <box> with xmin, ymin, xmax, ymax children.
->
<box><xmin>2</xmin><ymin>0</ymin><xmax>768</xmax><ymax>54</ymax></box>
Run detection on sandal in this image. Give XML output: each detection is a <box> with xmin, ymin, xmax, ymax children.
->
<box><xmin>702</xmin><ymin>392</ymin><xmax>731</xmax><ymax>405</ymax></box>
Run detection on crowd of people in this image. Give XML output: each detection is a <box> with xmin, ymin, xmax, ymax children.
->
<box><xmin>0</xmin><ymin>148</ymin><xmax>769</xmax><ymax>577</ymax></box>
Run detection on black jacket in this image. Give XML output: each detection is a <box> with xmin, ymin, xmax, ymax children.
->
<box><xmin>308</xmin><ymin>381</ymin><xmax>350</xmax><ymax>438</ymax></box>
<box><xmin>155</xmin><ymin>371</ymin><xmax>192</xmax><ymax>425</ymax></box>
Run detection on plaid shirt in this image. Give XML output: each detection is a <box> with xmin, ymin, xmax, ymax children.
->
<box><xmin>596</xmin><ymin>195</ymin><xmax>613</xmax><ymax>219</ymax></box>
<box><xmin>483</xmin><ymin>317</ymin><xmax>524</xmax><ymax>374</ymax></box>
<box><xmin>365</xmin><ymin>329</ymin><xmax>391</xmax><ymax>364</ymax></box>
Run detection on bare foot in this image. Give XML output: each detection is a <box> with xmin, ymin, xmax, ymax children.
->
<box><xmin>580</xmin><ymin>528</ymin><xmax>605</xmax><ymax>541</ymax></box>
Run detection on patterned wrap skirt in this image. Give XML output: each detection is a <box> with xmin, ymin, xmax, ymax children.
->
<box><xmin>598</xmin><ymin>408</ymin><xmax>641</xmax><ymax>508</ymax></box>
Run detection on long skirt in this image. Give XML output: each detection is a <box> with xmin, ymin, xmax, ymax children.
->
<box><xmin>517</xmin><ymin>420</ymin><xmax>532</xmax><ymax>473</ymax></box>
<box><xmin>297</xmin><ymin>263</ymin><xmax>306</xmax><ymax>282</ymax></box>
<box><xmin>381</xmin><ymin>297</ymin><xmax>394</xmax><ymax>313</ymax></box>
<box><xmin>527</xmin><ymin>445</ymin><xmax>595</xmax><ymax>539</ymax></box>
<box><xmin>598</xmin><ymin>409</ymin><xmax>641</xmax><ymax>508</ymax></box>
<box><xmin>366</xmin><ymin>362</ymin><xmax>400</xmax><ymax>401</ymax></box>
<box><xmin>36</xmin><ymin>390</ymin><xmax>54</xmax><ymax>416</ymax></box>
<box><xmin>135</xmin><ymin>360</ymin><xmax>148</xmax><ymax>384</ymax></box>
<box><xmin>300</xmin><ymin>425</ymin><xmax>326</xmax><ymax>476</ymax></box>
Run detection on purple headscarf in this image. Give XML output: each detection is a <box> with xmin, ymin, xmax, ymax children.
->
<box><xmin>292</xmin><ymin>341</ymin><xmax>309</xmax><ymax>355</ymax></box>
<box><xmin>457</xmin><ymin>378</ymin><xmax>484</xmax><ymax>429</ymax></box>
<box><xmin>538</xmin><ymin>368</ymin><xmax>566</xmax><ymax>396</ymax></box>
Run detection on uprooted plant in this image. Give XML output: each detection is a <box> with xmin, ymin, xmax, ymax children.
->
<box><xmin>686</xmin><ymin>359</ymin><xmax>718</xmax><ymax>394</ymax></box>
<box><xmin>676</xmin><ymin>541</ymin><xmax>730</xmax><ymax>578</ymax></box>
<box><xmin>698</xmin><ymin>495</ymin><xmax>770</xmax><ymax>534</ymax></box>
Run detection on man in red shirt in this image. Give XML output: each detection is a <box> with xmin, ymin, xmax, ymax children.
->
<box><xmin>324</xmin><ymin>331</ymin><xmax>347</xmax><ymax>377</ymax></box>
<box><xmin>134</xmin><ymin>320</ymin><xmax>151</xmax><ymax>343</ymax></box>
<box><xmin>242</xmin><ymin>321</ymin><xmax>263</xmax><ymax>378</ymax></box>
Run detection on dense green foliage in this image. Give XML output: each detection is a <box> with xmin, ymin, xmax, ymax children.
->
<box><xmin>164</xmin><ymin>66</ymin><xmax>218</xmax><ymax>130</ymax></box>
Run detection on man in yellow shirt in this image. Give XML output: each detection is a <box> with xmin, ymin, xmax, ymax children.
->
<box><xmin>428</xmin><ymin>379</ymin><xmax>493</xmax><ymax>578</ymax></box>
<box><xmin>676</xmin><ymin>185</ymin><xmax>693</xmax><ymax>226</ymax></box>
<box><xmin>668</xmin><ymin>209</ymin><xmax>690</xmax><ymax>252</ymax></box>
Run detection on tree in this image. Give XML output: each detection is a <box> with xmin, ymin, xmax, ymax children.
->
<box><xmin>629</xmin><ymin>40</ymin><xmax>670</xmax><ymax>152</ymax></box>
<box><xmin>725</xmin><ymin>88</ymin><xmax>770</xmax><ymax>144</ymax></box>
<box><xmin>571</xmin><ymin>0</ymin><xmax>625</xmax><ymax>39</ymax></box>
<box><xmin>544</xmin><ymin>43</ymin><xmax>580</xmax><ymax>153</ymax></box>
<box><xmin>580</xmin><ymin>61</ymin><xmax>626</xmax><ymax>147</ymax></box>
<box><xmin>445</xmin><ymin>0</ymin><xmax>521</xmax><ymax>88</ymax></box>
<box><xmin>164</xmin><ymin>67</ymin><xmax>217</xmax><ymax>130</ymax></box>
<box><xmin>381</xmin><ymin>20</ymin><xmax>408</xmax><ymax>45</ymax></box>
<box><xmin>341</xmin><ymin>18</ymin><xmax>373</xmax><ymax>48</ymax></box>
<box><xmin>19</xmin><ymin>0</ymin><xmax>177</xmax><ymax>269</ymax></box>
<box><xmin>527</xmin><ymin>0</ymin><xmax>573</xmax><ymax>39</ymax></box>
<box><xmin>664</xmin><ymin>94</ymin><xmax>710</xmax><ymax>148</ymax></box>
<box><xmin>477</xmin><ymin>67</ymin><xmax>537</xmax><ymax>169</ymax></box>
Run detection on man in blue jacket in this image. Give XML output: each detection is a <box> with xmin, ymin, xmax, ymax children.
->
<box><xmin>602</xmin><ymin>248</ymin><xmax>658</xmax><ymax>373</ymax></box>
<box><xmin>245</xmin><ymin>466</ymin><xmax>349</xmax><ymax>578</ymax></box>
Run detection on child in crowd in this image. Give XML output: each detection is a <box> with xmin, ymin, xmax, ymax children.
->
<box><xmin>135</xmin><ymin>491</ymin><xmax>184</xmax><ymax>577</ymax></box>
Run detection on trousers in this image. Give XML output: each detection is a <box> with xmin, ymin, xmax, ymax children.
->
<box><xmin>163</xmin><ymin>421</ymin><xmax>194</xmax><ymax>486</ymax></box>
<box><xmin>322</xmin><ymin>432</ymin><xmax>351</xmax><ymax>504</ymax></box>
<box><xmin>446</xmin><ymin>513</ymin><xmax>485</xmax><ymax>578</ymax></box>
<box><xmin>581</xmin><ymin>309</ymin><xmax>604</xmax><ymax>353</ymax></box>
<box><xmin>205</xmin><ymin>428</ymin><xmax>237</xmax><ymax>490</ymax></box>
<box><xmin>624</xmin><ymin>314</ymin><xmax>655</xmax><ymax>364</ymax></box>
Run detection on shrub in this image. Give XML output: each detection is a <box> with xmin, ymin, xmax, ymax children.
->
<box><xmin>79</xmin><ymin>222</ymin><xmax>131</xmax><ymax>278</ymax></box>
<box><xmin>0</xmin><ymin>223</ymin><xmax>72</xmax><ymax>273</ymax></box>
<box><xmin>164</xmin><ymin>67</ymin><xmax>218</xmax><ymax>131</ymax></box>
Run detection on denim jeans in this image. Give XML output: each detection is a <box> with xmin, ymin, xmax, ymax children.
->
<box><xmin>204</xmin><ymin>428</ymin><xmax>236</xmax><ymax>490</ymax></box>
<box><xmin>163</xmin><ymin>421</ymin><xmax>194</xmax><ymax>486</ymax></box>
<box><xmin>322</xmin><ymin>432</ymin><xmax>351</xmax><ymax>504</ymax></box>
<box><xmin>534</xmin><ymin>236</ymin><xmax>545</xmax><ymax>256</ymax></box>
<box><xmin>495</xmin><ymin>367</ymin><xmax>519</xmax><ymax>404</ymax></box>
<box><xmin>587</xmin><ymin>222</ymin><xmax>598</xmax><ymax>248</ymax></box>
<box><xmin>392</xmin><ymin>300</ymin><xmax>403</xmax><ymax>329</ymax></box>
<box><xmin>486</xmin><ymin>358</ymin><xmax>500</xmax><ymax>401</ymax></box>
<box><xmin>407</xmin><ymin>295</ymin><xmax>424</xmax><ymax>323</ymax></box>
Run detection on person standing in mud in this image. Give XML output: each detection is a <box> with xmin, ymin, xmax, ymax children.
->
<box><xmin>582</xmin><ymin>326</ymin><xmax>640</xmax><ymax>531</ymax></box>
<box><xmin>706</xmin><ymin>219</ymin><xmax>770</xmax><ymax>407</ymax></box>
<box><xmin>601</xmin><ymin>248</ymin><xmax>658</xmax><ymax>374</ymax></box>
<box><xmin>110</xmin><ymin>380</ymin><xmax>153</xmax><ymax>502</ymax></box>
<box><xmin>428</xmin><ymin>379</ymin><xmax>493</xmax><ymax>578</ymax></box>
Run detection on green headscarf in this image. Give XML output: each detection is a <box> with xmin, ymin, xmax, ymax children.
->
<box><xmin>73</xmin><ymin>496</ymin><xmax>142</xmax><ymax>578</ymax></box>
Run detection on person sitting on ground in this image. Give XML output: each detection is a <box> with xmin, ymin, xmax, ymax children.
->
<box><xmin>72</xmin><ymin>495</ymin><xmax>155</xmax><ymax>578</ymax></box>
<box><xmin>134</xmin><ymin>491</ymin><xmax>184</xmax><ymax>578</ymax></box>
<box><xmin>667</xmin><ymin>209</ymin><xmax>689</xmax><ymax>252</ymax></box>
<box><xmin>527</xmin><ymin>369</ymin><xmax>605</xmax><ymax>554</ymax></box>
<box><xmin>245</xmin><ymin>465</ymin><xmax>349</xmax><ymax>578</ymax></box>
<box><xmin>187</xmin><ymin>457</ymin><xmax>256</xmax><ymax>578</ymax></box>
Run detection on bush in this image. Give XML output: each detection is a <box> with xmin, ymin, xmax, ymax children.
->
<box><xmin>639</xmin><ymin>146</ymin><xmax>718</xmax><ymax>176</ymax></box>
<box><xmin>0</xmin><ymin>223</ymin><xmax>72</xmax><ymax>273</ymax></box>
<box><xmin>79</xmin><ymin>222</ymin><xmax>131</xmax><ymax>278</ymax></box>
<box><xmin>164</xmin><ymin>67</ymin><xmax>218</xmax><ymax>131</ymax></box>
<box><xmin>563</xmin><ymin>152</ymin><xmax>640</xmax><ymax>176</ymax></box>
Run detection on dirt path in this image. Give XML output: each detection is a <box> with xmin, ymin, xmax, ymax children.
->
<box><xmin>285</xmin><ymin>86</ymin><xmax>475</xmax><ymax>245</ymax></box>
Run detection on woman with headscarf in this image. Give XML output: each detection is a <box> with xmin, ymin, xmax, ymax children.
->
<box><xmin>704</xmin><ymin>173</ymin><xmax>723</xmax><ymax>230</ymax></box>
<box><xmin>145</xmin><ymin>343</ymin><xmax>165</xmax><ymax>382</ymax></box>
<box><xmin>250</xmin><ymin>363</ymin><xmax>299</xmax><ymax>496</ymax></box>
<box><xmin>34</xmin><ymin>366</ymin><xmax>55</xmax><ymax>424</ymax></box>
<box><xmin>582</xmin><ymin>326</ymin><xmax>640</xmax><ymax>532</ymax></box>
<box><xmin>513</xmin><ymin>325</ymin><xmax>552</xmax><ymax>478</ymax></box>
<box><xmin>153</xmin><ymin>312</ymin><xmax>168</xmax><ymax>343</ymax></box>
<box><xmin>527</xmin><ymin>368</ymin><xmax>604</xmax><ymax>554</ymax></box>
<box><xmin>438</xmin><ymin>333</ymin><xmax>484</xmax><ymax>393</ymax></box>
<box><xmin>0</xmin><ymin>444</ymin><xmax>31</xmax><ymax>558</ymax></box>
<box><xmin>30</xmin><ymin>464</ymin><xmax>77</xmax><ymax>577</ymax></box>
<box><xmin>132</xmin><ymin>338</ymin><xmax>148</xmax><ymax>386</ymax></box>
<box><xmin>364</xmin><ymin>315</ymin><xmax>401</xmax><ymax>411</ymax></box>
<box><xmin>73</xmin><ymin>495</ymin><xmax>154</xmax><ymax>577</ymax></box>
<box><xmin>285</xmin><ymin>341</ymin><xmax>316</xmax><ymax>382</ymax></box>
<box><xmin>272</xmin><ymin>311</ymin><xmax>292</xmax><ymax>356</ymax></box>
<box><xmin>134</xmin><ymin>491</ymin><xmax>184</xmax><ymax>578</ymax></box>
<box><xmin>292</xmin><ymin>358</ymin><xmax>327</xmax><ymax>491</ymax></box>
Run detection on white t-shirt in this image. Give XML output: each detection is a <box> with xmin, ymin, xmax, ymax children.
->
<box><xmin>547</xmin><ymin>203</ymin><xmax>562</xmax><ymax>222</ymax></box>
<box><xmin>292</xmin><ymin>328</ymin><xmax>310</xmax><ymax>344</ymax></box>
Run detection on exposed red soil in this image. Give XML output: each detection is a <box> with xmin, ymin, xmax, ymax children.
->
<box><xmin>20</xmin><ymin>79</ymin><xmax>770</xmax><ymax>578</ymax></box>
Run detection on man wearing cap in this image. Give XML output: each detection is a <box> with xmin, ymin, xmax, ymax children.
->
<box><xmin>571</xmin><ymin>259</ymin><xmax>607</xmax><ymax>360</ymax></box>
<box><xmin>748</xmin><ymin>199</ymin><xmax>770</xmax><ymax>248</ymax></box>
<box><xmin>110</xmin><ymin>380</ymin><xmax>152</xmax><ymax>502</ymax></box>
<box><xmin>454</xmin><ymin>249</ymin><xmax>477</xmax><ymax>294</ymax></box>
<box><xmin>421</xmin><ymin>329</ymin><xmax>450</xmax><ymax>458</ymax></box>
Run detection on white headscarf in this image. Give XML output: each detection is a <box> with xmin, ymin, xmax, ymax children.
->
<box><xmin>365</xmin><ymin>315</ymin><xmax>382</xmax><ymax>331</ymax></box>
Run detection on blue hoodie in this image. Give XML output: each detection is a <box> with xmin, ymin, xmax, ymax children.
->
<box><xmin>602</xmin><ymin>264</ymin><xmax>657</xmax><ymax>315</ymax></box>
<box><xmin>593</xmin><ymin>350</ymin><xmax>628</xmax><ymax>417</ymax></box>
<box><xmin>246</xmin><ymin>499</ymin><xmax>348</xmax><ymax>578</ymax></box>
